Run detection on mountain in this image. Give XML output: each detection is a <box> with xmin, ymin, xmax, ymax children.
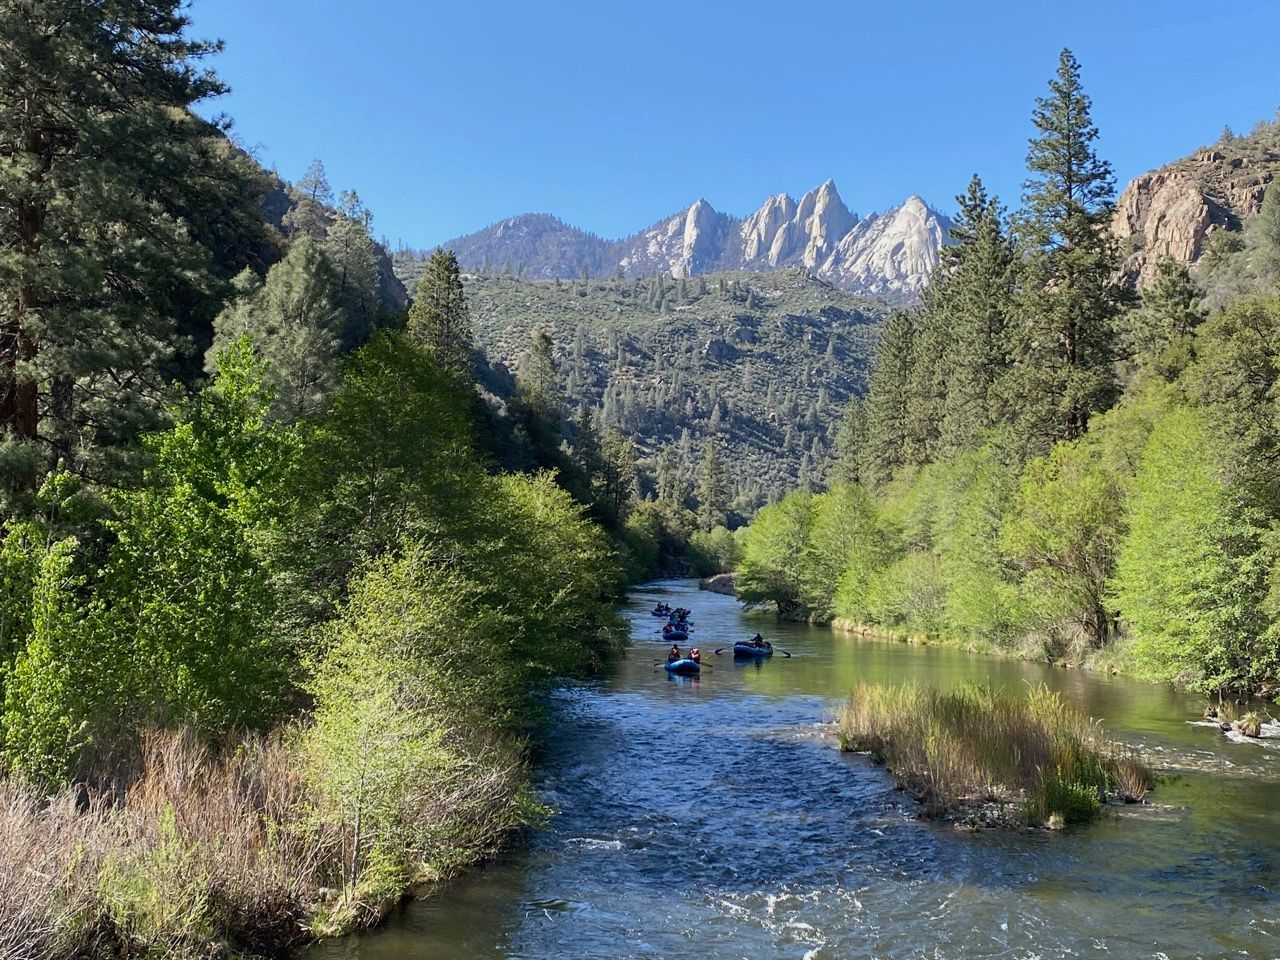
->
<box><xmin>1113</xmin><ymin>118</ymin><xmax>1280</xmax><ymax>286</ymax></box>
<box><xmin>459</xmin><ymin>269</ymin><xmax>887</xmax><ymax>509</ymax></box>
<box><xmin>414</xmin><ymin>181</ymin><xmax>951</xmax><ymax>303</ymax></box>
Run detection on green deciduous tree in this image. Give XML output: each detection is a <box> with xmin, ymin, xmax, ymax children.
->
<box><xmin>1001</xmin><ymin>438</ymin><xmax>1122</xmax><ymax>648</ymax></box>
<box><xmin>738</xmin><ymin>491</ymin><xmax>814</xmax><ymax>613</ymax></box>
<box><xmin>3</xmin><ymin>341</ymin><xmax>299</xmax><ymax>780</ymax></box>
<box><xmin>801</xmin><ymin>484</ymin><xmax>888</xmax><ymax>620</ymax></box>
<box><xmin>1110</xmin><ymin>404</ymin><xmax>1275</xmax><ymax>692</ymax></box>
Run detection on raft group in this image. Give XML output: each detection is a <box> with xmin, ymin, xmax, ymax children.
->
<box><xmin>650</xmin><ymin>601</ymin><xmax>787</xmax><ymax>676</ymax></box>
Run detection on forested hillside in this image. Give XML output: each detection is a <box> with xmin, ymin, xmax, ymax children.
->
<box><xmin>400</xmin><ymin>266</ymin><xmax>887</xmax><ymax>512</ymax></box>
<box><xmin>736</xmin><ymin>51</ymin><xmax>1280</xmax><ymax>699</ymax></box>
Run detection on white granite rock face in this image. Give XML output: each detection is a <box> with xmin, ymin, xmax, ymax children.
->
<box><xmin>449</xmin><ymin>183</ymin><xmax>952</xmax><ymax>300</ymax></box>
<box><xmin>819</xmin><ymin>196</ymin><xmax>946</xmax><ymax>300</ymax></box>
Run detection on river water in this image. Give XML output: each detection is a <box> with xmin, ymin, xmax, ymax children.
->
<box><xmin>313</xmin><ymin>580</ymin><xmax>1280</xmax><ymax>959</ymax></box>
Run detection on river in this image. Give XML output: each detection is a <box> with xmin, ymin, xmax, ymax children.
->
<box><xmin>313</xmin><ymin>579</ymin><xmax>1280</xmax><ymax>959</ymax></box>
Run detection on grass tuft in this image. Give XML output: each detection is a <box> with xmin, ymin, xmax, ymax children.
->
<box><xmin>837</xmin><ymin>682</ymin><xmax>1153</xmax><ymax>827</ymax></box>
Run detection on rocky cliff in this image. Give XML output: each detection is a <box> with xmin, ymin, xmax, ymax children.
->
<box><xmin>431</xmin><ymin>180</ymin><xmax>951</xmax><ymax>302</ymax></box>
<box><xmin>1113</xmin><ymin>121</ymin><xmax>1280</xmax><ymax>285</ymax></box>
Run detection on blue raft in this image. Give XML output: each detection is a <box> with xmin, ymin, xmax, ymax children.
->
<box><xmin>664</xmin><ymin>658</ymin><xmax>700</xmax><ymax>675</ymax></box>
<box><xmin>733</xmin><ymin>642</ymin><xmax>773</xmax><ymax>659</ymax></box>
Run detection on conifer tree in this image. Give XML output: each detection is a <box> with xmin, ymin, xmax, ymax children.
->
<box><xmin>999</xmin><ymin>49</ymin><xmax>1125</xmax><ymax>454</ymax></box>
<box><xmin>902</xmin><ymin>302</ymin><xmax>947</xmax><ymax>466</ymax></box>
<box><xmin>697</xmin><ymin>440</ymin><xmax>729</xmax><ymax>530</ymax></box>
<box><xmin>519</xmin><ymin>330</ymin><xmax>560</xmax><ymax>417</ymax></box>
<box><xmin>831</xmin><ymin>397</ymin><xmax>866</xmax><ymax>484</ymax></box>
<box><xmin>859</xmin><ymin>311</ymin><xmax>915</xmax><ymax>486</ymax></box>
<box><xmin>598</xmin><ymin>428</ymin><xmax>639</xmax><ymax>521</ymax></box>
<box><xmin>408</xmin><ymin>249</ymin><xmax>474</xmax><ymax>376</ymax></box>
<box><xmin>0</xmin><ymin>1</ymin><xmax>269</xmax><ymax>505</ymax></box>
<box><xmin>1255</xmin><ymin>179</ymin><xmax>1280</xmax><ymax>283</ymax></box>
<box><xmin>1128</xmin><ymin>257</ymin><xmax>1205</xmax><ymax>379</ymax></box>
<box><xmin>208</xmin><ymin>237</ymin><xmax>344</xmax><ymax>421</ymax></box>
<box><xmin>936</xmin><ymin>176</ymin><xmax>1015</xmax><ymax>457</ymax></box>
<box><xmin>323</xmin><ymin>191</ymin><xmax>382</xmax><ymax>348</ymax></box>
<box><xmin>285</xmin><ymin>160</ymin><xmax>336</xmax><ymax>239</ymax></box>
<box><xmin>297</xmin><ymin>159</ymin><xmax>334</xmax><ymax>205</ymax></box>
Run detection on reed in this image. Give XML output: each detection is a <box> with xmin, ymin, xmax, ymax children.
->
<box><xmin>0</xmin><ymin>725</ymin><xmax>527</xmax><ymax>958</ymax></box>
<box><xmin>837</xmin><ymin>682</ymin><xmax>1153</xmax><ymax>826</ymax></box>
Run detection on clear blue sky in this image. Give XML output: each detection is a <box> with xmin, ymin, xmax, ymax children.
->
<box><xmin>191</xmin><ymin>0</ymin><xmax>1280</xmax><ymax>249</ymax></box>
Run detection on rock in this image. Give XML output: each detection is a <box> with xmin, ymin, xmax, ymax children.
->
<box><xmin>1112</xmin><ymin>171</ymin><xmax>1227</xmax><ymax>286</ymax></box>
<box><xmin>819</xmin><ymin>196</ymin><xmax>948</xmax><ymax>302</ymax></box>
<box><xmin>741</xmin><ymin>192</ymin><xmax>798</xmax><ymax>264</ymax></box>
<box><xmin>699</xmin><ymin>573</ymin><xmax>738</xmax><ymax>596</ymax></box>
<box><xmin>1236</xmin><ymin>716</ymin><xmax>1263</xmax><ymax>738</ymax></box>
<box><xmin>437</xmin><ymin>184</ymin><xmax>951</xmax><ymax>302</ymax></box>
<box><xmin>701</xmin><ymin>337</ymin><xmax>734</xmax><ymax>362</ymax></box>
<box><xmin>1112</xmin><ymin>132</ymin><xmax>1280</xmax><ymax>287</ymax></box>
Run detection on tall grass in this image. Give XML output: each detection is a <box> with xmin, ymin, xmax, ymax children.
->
<box><xmin>0</xmin><ymin>726</ymin><xmax>528</xmax><ymax>959</ymax></box>
<box><xmin>837</xmin><ymin>682</ymin><xmax>1152</xmax><ymax>826</ymax></box>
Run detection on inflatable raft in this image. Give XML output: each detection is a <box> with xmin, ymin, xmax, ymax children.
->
<box><xmin>664</xmin><ymin>658</ymin><xmax>701</xmax><ymax>675</ymax></box>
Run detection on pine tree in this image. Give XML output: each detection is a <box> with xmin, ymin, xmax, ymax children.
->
<box><xmin>831</xmin><ymin>397</ymin><xmax>866</xmax><ymax>484</ymax></box>
<box><xmin>937</xmin><ymin>176</ymin><xmax>1016</xmax><ymax>457</ymax></box>
<box><xmin>859</xmin><ymin>311</ymin><xmax>915</xmax><ymax>485</ymax></box>
<box><xmin>323</xmin><ymin>190</ymin><xmax>382</xmax><ymax>348</ymax></box>
<box><xmin>598</xmin><ymin>428</ymin><xmax>639</xmax><ymax>521</ymax></box>
<box><xmin>1255</xmin><ymin>178</ymin><xmax>1280</xmax><ymax>283</ymax></box>
<box><xmin>297</xmin><ymin>159</ymin><xmax>334</xmax><ymax>205</ymax></box>
<box><xmin>519</xmin><ymin>330</ymin><xmax>560</xmax><ymax>417</ymax></box>
<box><xmin>697</xmin><ymin>440</ymin><xmax>729</xmax><ymax>530</ymax></box>
<box><xmin>1128</xmin><ymin>257</ymin><xmax>1205</xmax><ymax>379</ymax></box>
<box><xmin>902</xmin><ymin>301</ymin><xmax>946</xmax><ymax>466</ymax></box>
<box><xmin>408</xmin><ymin>249</ymin><xmax>473</xmax><ymax>375</ymax></box>
<box><xmin>207</xmin><ymin>237</ymin><xmax>344</xmax><ymax>421</ymax></box>
<box><xmin>999</xmin><ymin>49</ymin><xmax>1126</xmax><ymax>454</ymax></box>
<box><xmin>284</xmin><ymin>160</ymin><xmax>335</xmax><ymax>239</ymax></box>
<box><xmin>0</xmin><ymin>1</ymin><xmax>269</xmax><ymax>506</ymax></box>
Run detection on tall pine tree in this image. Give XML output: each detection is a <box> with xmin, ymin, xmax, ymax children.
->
<box><xmin>408</xmin><ymin>249</ymin><xmax>474</xmax><ymax>376</ymax></box>
<box><xmin>858</xmin><ymin>310</ymin><xmax>915</xmax><ymax>486</ymax></box>
<box><xmin>936</xmin><ymin>176</ymin><xmax>1015</xmax><ymax>457</ymax></box>
<box><xmin>0</xmin><ymin>1</ymin><xmax>269</xmax><ymax>508</ymax></box>
<box><xmin>697</xmin><ymin>440</ymin><xmax>729</xmax><ymax>530</ymax></box>
<box><xmin>999</xmin><ymin>49</ymin><xmax>1126</xmax><ymax>454</ymax></box>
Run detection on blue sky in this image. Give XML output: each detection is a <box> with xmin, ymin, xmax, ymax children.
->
<box><xmin>191</xmin><ymin>1</ymin><xmax>1280</xmax><ymax>250</ymax></box>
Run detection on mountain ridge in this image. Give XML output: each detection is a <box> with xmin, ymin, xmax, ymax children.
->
<box><xmin>418</xmin><ymin>181</ymin><xmax>952</xmax><ymax>303</ymax></box>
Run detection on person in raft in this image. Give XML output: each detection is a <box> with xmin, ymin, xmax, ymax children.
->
<box><xmin>668</xmin><ymin>643</ymin><xmax>683</xmax><ymax>663</ymax></box>
<box><xmin>690</xmin><ymin>647</ymin><xmax>701</xmax><ymax>663</ymax></box>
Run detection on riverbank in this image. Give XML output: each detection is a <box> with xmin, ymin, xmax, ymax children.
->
<box><xmin>829</xmin><ymin>617</ymin><xmax>1129</xmax><ymax>672</ymax></box>
<box><xmin>0</xmin><ymin>725</ymin><xmax>536</xmax><ymax>958</ymax></box>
